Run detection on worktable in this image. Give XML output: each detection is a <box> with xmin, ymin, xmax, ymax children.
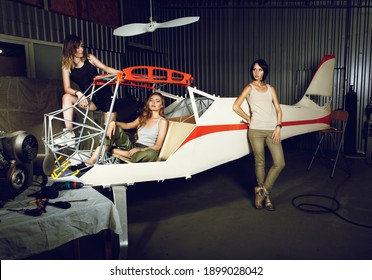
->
<box><xmin>0</xmin><ymin>185</ymin><xmax>122</xmax><ymax>259</ymax></box>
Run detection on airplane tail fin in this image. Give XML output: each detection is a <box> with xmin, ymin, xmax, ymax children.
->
<box><xmin>304</xmin><ymin>55</ymin><xmax>336</xmax><ymax>97</ymax></box>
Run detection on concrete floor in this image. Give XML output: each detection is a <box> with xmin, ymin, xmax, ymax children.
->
<box><xmin>28</xmin><ymin>141</ymin><xmax>372</xmax><ymax>260</ymax></box>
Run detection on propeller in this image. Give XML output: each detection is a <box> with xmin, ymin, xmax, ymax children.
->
<box><xmin>113</xmin><ymin>0</ymin><xmax>199</xmax><ymax>37</ymax></box>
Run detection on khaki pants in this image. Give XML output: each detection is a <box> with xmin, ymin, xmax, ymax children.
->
<box><xmin>106</xmin><ymin>127</ymin><xmax>159</xmax><ymax>163</ymax></box>
<box><xmin>248</xmin><ymin>129</ymin><xmax>285</xmax><ymax>192</ymax></box>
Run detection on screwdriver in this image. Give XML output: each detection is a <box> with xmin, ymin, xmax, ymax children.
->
<box><xmin>45</xmin><ymin>199</ymin><xmax>88</xmax><ymax>209</ymax></box>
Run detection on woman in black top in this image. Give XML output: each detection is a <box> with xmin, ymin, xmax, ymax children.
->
<box><xmin>56</xmin><ymin>34</ymin><xmax>120</xmax><ymax>146</ymax></box>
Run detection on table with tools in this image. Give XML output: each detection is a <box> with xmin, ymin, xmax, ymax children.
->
<box><xmin>0</xmin><ymin>183</ymin><xmax>122</xmax><ymax>259</ymax></box>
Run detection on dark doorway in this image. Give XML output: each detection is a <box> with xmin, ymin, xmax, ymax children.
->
<box><xmin>0</xmin><ymin>42</ymin><xmax>27</xmax><ymax>77</ymax></box>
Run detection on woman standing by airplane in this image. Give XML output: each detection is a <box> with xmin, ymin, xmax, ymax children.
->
<box><xmin>233</xmin><ymin>59</ymin><xmax>285</xmax><ymax>211</ymax></box>
<box><xmin>55</xmin><ymin>34</ymin><xmax>120</xmax><ymax>147</ymax></box>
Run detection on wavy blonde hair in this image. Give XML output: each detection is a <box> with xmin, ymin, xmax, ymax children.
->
<box><xmin>61</xmin><ymin>34</ymin><xmax>87</xmax><ymax>70</ymax></box>
<box><xmin>137</xmin><ymin>92</ymin><xmax>166</xmax><ymax>129</ymax></box>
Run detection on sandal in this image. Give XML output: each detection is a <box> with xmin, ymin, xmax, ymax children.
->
<box><xmin>254</xmin><ymin>186</ymin><xmax>266</xmax><ymax>209</ymax></box>
<box><xmin>264</xmin><ymin>196</ymin><xmax>275</xmax><ymax>211</ymax></box>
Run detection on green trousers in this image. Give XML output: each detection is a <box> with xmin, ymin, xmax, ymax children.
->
<box><xmin>105</xmin><ymin>126</ymin><xmax>159</xmax><ymax>163</ymax></box>
<box><xmin>248</xmin><ymin>129</ymin><xmax>286</xmax><ymax>192</ymax></box>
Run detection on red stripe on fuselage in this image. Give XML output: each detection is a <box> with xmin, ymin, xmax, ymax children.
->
<box><xmin>178</xmin><ymin>114</ymin><xmax>330</xmax><ymax>149</ymax></box>
<box><xmin>284</xmin><ymin>114</ymin><xmax>330</xmax><ymax>126</ymax></box>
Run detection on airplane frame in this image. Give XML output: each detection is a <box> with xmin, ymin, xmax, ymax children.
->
<box><xmin>43</xmin><ymin>55</ymin><xmax>336</xmax><ymax>258</ymax></box>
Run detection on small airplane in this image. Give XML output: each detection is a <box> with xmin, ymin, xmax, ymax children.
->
<box><xmin>43</xmin><ymin>55</ymin><xmax>335</xmax><ymax>258</ymax></box>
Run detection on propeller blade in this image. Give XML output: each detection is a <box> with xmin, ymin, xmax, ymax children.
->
<box><xmin>113</xmin><ymin>23</ymin><xmax>149</xmax><ymax>37</ymax></box>
<box><xmin>157</xmin><ymin>16</ymin><xmax>200</xmax><ymax>28</ymax></box>
<box><xmin>113</xmin><ymin>16</ymin><xmax>200</xmax><ymax>37</ymax></box>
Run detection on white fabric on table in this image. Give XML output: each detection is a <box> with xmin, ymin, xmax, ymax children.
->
<box><xmin>0</xmin><ymin>185</ymin><xmax>122</xmax><ymax>260</ymax></box>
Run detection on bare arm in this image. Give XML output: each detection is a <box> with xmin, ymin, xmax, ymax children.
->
<box><xmin>62</xmin><ymin>66</ymin><xmax>90</xmax><ymax>107</ymax></box>
<box><xmin>107</xmin><ymin>118</ymin><xmax>140</xmax><ymax>139</ymax></box>
<box><xmin>271</xmin><ymin>86</ymin><xmax>283</xmax><ymax>144</ymax></box>
<box><xmin>87</xmin><ymin>54</ymin><xmax>120</xmax><ymax>74</ymax></box>
<box><xmin>62</xmin><ymin>67</ymin><xmax>78</xmax><ymax>95</ymax></box>
<box><xmin>232</xmin><ymin>84</ymin><xmax>252</xmax><ymax>124</ymax></box>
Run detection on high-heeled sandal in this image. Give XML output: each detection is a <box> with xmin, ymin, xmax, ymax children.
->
<box><xmin>264</xmin><ymin>195</ymin><xmax>275</xmax><ymax>211</ymax></box>
<box><xmin>254</xmin><ymin>186</ymin><xmax>266</xmax><ymax>209</ymax></box>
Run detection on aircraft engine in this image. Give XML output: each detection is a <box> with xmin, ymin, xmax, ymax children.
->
<box><xmin>0</xmin><ymin>131</ymin><xmax>38</xmax><ymax>206</ymax></box>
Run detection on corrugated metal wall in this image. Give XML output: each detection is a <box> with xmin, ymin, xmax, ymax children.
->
<box><xmin>143</xmin><ymin>0</ymin><xmax>371</xmax><ymax>153</ymax></box>
<box><xmin>0</xmin><ymin>0</ymin><xmax>125</xmax><ymax>72</ymax></box>
<box><xmin>1</xmin><ymin>0</ymin><xmax>371</xmax><ymax>152</ymax></box>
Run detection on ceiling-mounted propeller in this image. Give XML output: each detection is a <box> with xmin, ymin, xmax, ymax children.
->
<box><xmin>113</xmin><ymin>0</ymin><xmax>199</xmax><ymax>37</ymax></box>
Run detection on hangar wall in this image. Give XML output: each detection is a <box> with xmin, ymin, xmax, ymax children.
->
<box><xmin>1</xmin><ymin>0</ymin><xmax>371</xmax><ymax>152</ymax></box>
<box><xmin>149</xmin><ymin>0</ymin><xmax>372</xmax><ymax>153</ymax></box>
<box><xmin>0</xmin><ymin>0</ymin><xmax>125</xmax><ymax>74</ymax></box>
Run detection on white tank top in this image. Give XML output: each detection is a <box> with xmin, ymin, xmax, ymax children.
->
<box><xmin>136</xmin><ymin>118</ymin><xmax>162</xmax><ymax>147</ymax></box>
<box><xmin>248</xmin><ymin>84</ymin><xmax>277</xmax><ymax>130</ymax></box>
